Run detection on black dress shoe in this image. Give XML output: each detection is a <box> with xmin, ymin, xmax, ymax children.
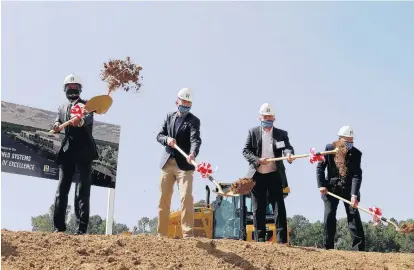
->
<box><xmin>53</xmin><ymin>229</ymin><xmax>65</xmax><ymax>233</ymax></box>
<box><xmin>74</xmin><ymin>231</ymin><xmax>86</xmax><ymax>235</ymax></box>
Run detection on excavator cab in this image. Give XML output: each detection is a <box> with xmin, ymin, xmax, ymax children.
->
<box><xmin>167</xmin><ymin>183</ymin><xmax>290</xmax><ymax>243</ymax></box>
<box><xmin>210</xmin><ymin>183</ymin><xmax>291</xmax><ymax>243</ymax></box>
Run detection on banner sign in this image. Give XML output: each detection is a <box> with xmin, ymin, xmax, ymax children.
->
<box><xmin>1</xmin><ymin>101</ymin><xmax>121</xmax><ymax>189</ymax></box>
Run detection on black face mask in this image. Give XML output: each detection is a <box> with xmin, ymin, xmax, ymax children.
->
<box><xmin>65</xmin><ymin>89</ymin><xmax>80</xmax><ymax>101</ymax></box>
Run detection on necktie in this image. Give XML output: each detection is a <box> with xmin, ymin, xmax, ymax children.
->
<box><xmin>62</xmin><ymin>103</ymin><xmax>73</xmax><ymax>152</ymax></box>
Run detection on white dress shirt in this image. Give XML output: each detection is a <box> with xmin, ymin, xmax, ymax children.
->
<box><xmin>257</xmin><ymin>127</ymin><xmax>277</xmax><ymax>174</ymax></box>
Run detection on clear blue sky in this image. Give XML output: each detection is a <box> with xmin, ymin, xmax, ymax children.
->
<box><xmin>2</xmin><ymin>2</ymin><xmax>413</xmax><ymax>231</ymax></box>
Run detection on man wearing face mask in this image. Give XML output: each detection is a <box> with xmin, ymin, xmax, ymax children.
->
<box><xmin>242</xmin><ymin>103</ymin><xmax>295</xmax><ymax>244</ymax></box>
<box><xmin>316</xmin><ymin>126</ymin><xmax>365</xmax><ymax>251</ymax></box>
<box><xmin>156</xmin><ymin>87</ymin><xmax>202</xmax><ymax>238</ymax></box>
<box><xmin>52</xmin><ymin>73</ymin><xmax>98</xmax><ymax>235</ymax></box>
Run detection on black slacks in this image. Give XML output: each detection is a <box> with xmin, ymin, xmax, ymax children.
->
<box><xmin>53</xmin><ymin>158</ymin><xmax>92</xmax><ymax>233</ymax></box>
<box><xmin>251</xmin><ymin>171</ymin><xmax>287</xmax><ymax>243</ymax></box>
<box><xmin>322</xmin><ymin>189</ymin><xmax>365</xmax><ymax>251</ymax></box>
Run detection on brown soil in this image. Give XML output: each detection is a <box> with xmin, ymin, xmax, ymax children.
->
<box><xmin>100</xmin><ymin>57</ymin><xmax>143</xmax><ymax>94</ymax></box>
<box><xmin>230</xmin><ymin>178</ymin><xmax>255</xmax><ymax>195</ymax></box>
<box><xmin>400</xmin><ymin>223</ymin><xmax>414</xmax><ymax>233</ymax></box>
<box><xmin>2</xmin><ymin>230</ymin><xmax>414</xmax><ymax>270</ymax></box>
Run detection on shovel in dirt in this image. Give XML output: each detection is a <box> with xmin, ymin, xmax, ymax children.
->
<box><xmin>327</xmin><ymin>191</ymin><xmax>414</xmax><ymax>234</ymax></box>
<box><xmin>173</xmin><ymin>145</ymin><xmax>241</xmax><ymax>197</ymax></box>
<box><xmin>49</xmin><ymin>95</ymin><xmax>113</xmax><ymax>133</ymax></box>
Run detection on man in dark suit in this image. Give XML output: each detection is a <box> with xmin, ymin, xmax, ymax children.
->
<box><xmin>52</xmin><ymin>73</ymin><xmax>98</xmax><ymax>235</ymax></box>
<box><xmin>242</xmin><ymin>103</ymin><xmax>295</xmax><ymax>243</ymax></box>
<box><xmin>316</xmin><ymin>125</ymin><xmax>365</xmax><ymax>251</ymax></box>
<box><xmin>156</xmin><ymin>87</ymin><xmax>202</xmax><ymax>238</ymax></box>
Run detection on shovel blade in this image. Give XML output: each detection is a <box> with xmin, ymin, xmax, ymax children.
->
<box><xmin>212</xmin><ymin>190</ymin><xmax>241</xmax><ymax>197</ymax></box>
<box><xmin>85</xmin><ymin>95</ymin><xmax>113</xmax><ymax>114</ymax></box>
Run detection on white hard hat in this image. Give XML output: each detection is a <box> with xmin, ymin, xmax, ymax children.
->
<box><xmin>177</xmin><ymin>87</ymin><xmax>192</xmax><ymax>102</ymax></box>
<box><xmin>259</xmin><ymin>103</ymin><xmax>275</xmax><ymax>116</ymax></box>
<box><xmin>338</xmin><ymin>126</ymin><xmax>354</xmax><ymax>138</ymax></box>
<box><xmin>63</xmin><ymin>73</ymin><xmax>82</xmax><ymax>87</ymax></box>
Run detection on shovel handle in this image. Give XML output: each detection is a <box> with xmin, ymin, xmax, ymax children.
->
<box><xmin>49</xmin><ymin>109</ymin><xmax>95</xmax><ymax>134</ymax></box>
<box><xmin>174</xmin><ymin>145</ymin><xmax>197</xmax><ymax>167</ymax></box>
<box><xmin>174</xmin><ymin>144</ymin><xmax>224</xmax><ymax>194</ymax></box>
<box><xmin>327</xmin><ymin>192</ymin><xmax>371</xmax><ymax>214</ymax></box>
<box><xmin>267</xmin><ymin>153</ymin><xmax>309</xmax><ymax>162</ymax></box>
<box><xmin>49</xmin><ymin>118</ymin><xmax>75</xmax><ymax>133</ymax></box>
<box><xmin>266</xmin><ymin>149</ymin><xmax>338</xmax><ymax>162</ymax></box>
<box><xmin>326</xmin><ymin>191</ymin><xmax>400</xmax><ymax>230</ymax></box>
<box><xmin>319</xmin><ymin>149</ymin><xmax>338</xmax><ymax>155</ymax></box>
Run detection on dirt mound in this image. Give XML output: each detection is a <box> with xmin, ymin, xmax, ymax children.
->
<box><xmin>1</xmin><ymin>230</ymin><xmax>414</xmax><ymax>270</ymax></box>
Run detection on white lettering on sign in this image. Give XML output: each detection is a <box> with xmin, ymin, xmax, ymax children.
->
<box><xmin>1</xmin><ymin>150</ymin><xmax>34</xmax><ymax>171</ymax></box>
<box><xmin>2</xmin><ymin>151</ymin><xmax>11</xmax><ymax>158</ymax></box>
<box><xmin>11</xmin><ymin>153</ymin><xmax>32</xmax><ymax>162</ymax></box>
<box><xmin>7</xmin><ymin>161</ymin><xmax>35</xmax><ymax>171</ymax></box>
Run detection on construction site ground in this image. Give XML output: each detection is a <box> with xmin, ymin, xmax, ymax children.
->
<box><xmin>1</xmin><ymin>229</ymin><xmax>414</xmax><ymax>270</ymax></box>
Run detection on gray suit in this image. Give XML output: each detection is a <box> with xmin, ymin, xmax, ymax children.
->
<box><xmin>55</xmin><ymin>99</ymin><xmax>98</xmax><ymax>164</ymax></box>
<box><xmin>52</xmin><ymin>98</ymin><xmax>98</xmax><ymax>234</ymax></box>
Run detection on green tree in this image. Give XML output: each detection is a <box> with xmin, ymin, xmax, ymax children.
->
<box><xmin>148</xmin><ymin>217</ymin><xmax>158</xmax><ymax>235</ymax></box>
<box><xmin>134</xmin><ymin>217</ymin><xmax>151</xmax><ymax>234</ymax></box>
<box><xmin>31</xmin><ymin>204</ymin><xmax>71</xmax><ymax>232</ymax></box>
<box><xmin>66</xmin><ymin>213</ymin><xmax>78</xmax><ymax>234</ymax></box>
<box><xmin>31</xmin><ymin>204</ymin><xmax>129</xmax><ymax>235</ymax></box>
<box><xmin>88</xmin><ymin>215</ymin><xmax>106</xmax><ymax>234</ymax></box>
<box><xmin>194</xmin><ymin>200</ymin><xmax>207</xmax><ymax>207</ymax></box>
<box><xmin>113</xmin><ymin>222</ymin><xmax>129</xmax><ymax>234</ymax></box>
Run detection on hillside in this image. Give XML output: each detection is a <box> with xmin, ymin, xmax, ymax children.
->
<box><xmin>1</xmin><ymin>230</ymin><xmax>414</xmax><ymax>270</ymax></box>
<box><xmin>1</xmin><ymin>101</ymin><xmax>120</xmax><ymax>144</ymax></box>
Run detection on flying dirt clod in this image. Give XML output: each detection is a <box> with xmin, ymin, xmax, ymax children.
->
<box><xmin>100</xmin><ymin>56</ymin><xmax>143</xmax><ymax>94</ymax></box>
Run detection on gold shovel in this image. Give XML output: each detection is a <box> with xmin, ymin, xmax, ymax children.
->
<box><xmin>327</xmin><ymin>192</ymin><xmax>413</xmax><ymax>234</ymax></box>
<box><xmin>49</xmin><ymin>95</ymin><xmax>113</xmax><ymax>133</ymax></box>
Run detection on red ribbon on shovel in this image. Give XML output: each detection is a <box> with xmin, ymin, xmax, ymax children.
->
<box><xmin>196</xmin><ymin>162</ymin><xmax>213</xmax><ymax>178</ymax></box>
<box><xmin>369</xmin><ymin>206</ymin><xmax>383</xmax><ymax>226</ymax></box>
<box><xmin>70</xmin><ymin>104</ymin><xmax>85</xmax><ymax>119</ymax></box>
<box><xmin>309</xmin><ymin>148</ymin><xmax>326</xmax><ymax>164</ymax></box>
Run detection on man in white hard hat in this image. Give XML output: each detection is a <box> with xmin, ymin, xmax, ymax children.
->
<box><xmin>51</xmin><ymin>74</ymin><xmax>98</xmax><ymax>235</ymax></box>
<box><xmin>156</xmin><ymin>87</ymin><xmax>202</xmax><ymax>238</ymax></box>
<box><xmin>316</xmin><ymin>126</ymin><xmax>365</xmax><ymax>251</ymax></box>
<box><xmin>242</xmin><ymin>103</ymin><xmax>295</xmax><ymax>243</ymax></box>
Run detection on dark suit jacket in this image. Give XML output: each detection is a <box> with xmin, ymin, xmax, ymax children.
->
<box><xmin>242</xmin><ymin>126</ymin><xmax>294</xmax><ymax>188</ymax></box>
<box><xmin>156</xmin><ymin>111</ymin><xmax>202</xmax><ymax>171</ymax></box>
<box><xmin>54</xmin><ymin>98</ymin><xmax>98</xmax><ymax>164</ymax></box>
<box><xmin>316</xmin><ymin>143</ymin><xmax>362</xmax><ymax>196</ymax></box>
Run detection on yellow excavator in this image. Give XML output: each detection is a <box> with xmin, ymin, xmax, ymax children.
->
<box><xmin>168</xmin><ymin>183</ymin><xmax>291</xmax><ymax>243</ymax></box>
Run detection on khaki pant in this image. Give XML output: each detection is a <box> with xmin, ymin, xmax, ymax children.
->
<box><xmin>157</xmin><ymin>158</ymin><xmax>194</xmax><ymax>238</ymax></box>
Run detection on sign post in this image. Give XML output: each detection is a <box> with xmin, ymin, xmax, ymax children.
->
<box><xmin>105</xmin><ymin>188</ymin><xmax>116</xmax><ymax>235</ymax></box>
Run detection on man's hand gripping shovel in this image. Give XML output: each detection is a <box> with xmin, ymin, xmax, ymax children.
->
<box><xmin>173</xmin><ymin>145</ymin><xmax>240</xmax><ymax>197</ymax></box>
<box><xmin>49</xmin><ymin>95</ymin><xmax>113</xmax><ymax>133</ymax></box>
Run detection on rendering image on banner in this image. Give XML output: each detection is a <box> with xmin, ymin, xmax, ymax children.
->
<box><xmin>1</xmin><ymin>101</ymin><xmax>121</xmax><ymax>189</ymax></box>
